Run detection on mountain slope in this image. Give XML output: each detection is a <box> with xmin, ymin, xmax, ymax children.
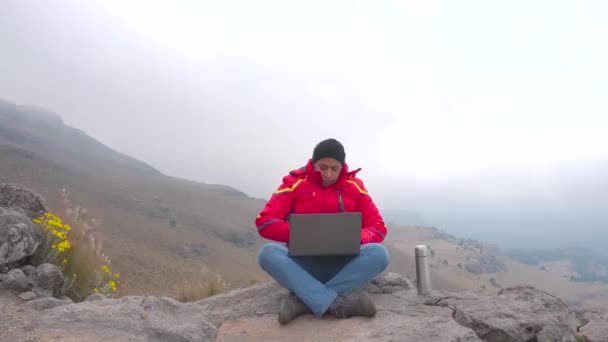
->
<box><xmin>385</xmin><ymin>226</ymin><xmax>608</xmax><ymax>309</ymax></box>
<box><xmin>0</xmin><ymin>99</ymin><xmax>269</xmax><ymax>297</ymax></box>
<box><xmin>0</xmin><ymin>98</ymin><xmax>160</xmax><ymax>176</ymax></box>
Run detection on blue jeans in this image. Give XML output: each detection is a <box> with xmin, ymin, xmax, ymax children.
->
<box><xmin>257</xmin><ymin>243</ymin><xmax>390</xmax><ymax>316</ymax></box>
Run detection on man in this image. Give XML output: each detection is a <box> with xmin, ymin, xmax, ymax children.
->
<box><xmin>255</xmin><ymin>138</ymin><xmax>390</xmax><ymax>325</ymax></box>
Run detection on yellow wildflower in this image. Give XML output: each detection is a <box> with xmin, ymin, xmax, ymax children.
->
<box><xmin>63</xmin><ymin>258</ymin><xmax>68</xmax><ymax>264</ymax></box>
<box><xmin>57</xmin><ymin>240</ymin><xmax>71</xmax><ymax>252</ymax></box>
<box><xmin>93</xmin><ymin>288</ymin><xmax>99</xmax><ymax>294</ymax></box>
<box><xmin>33</xmin><ymin>217</ymin><xmax>43</xmax><ymax>224</ymax></box>
<box><xmin>51</xmin><ymin>244</ymin><xmax>57</xmax><ymax>249</ymax></box>
<box><xmin>102</xmin><ymin>265</ymin><xmax>110</xmax><ymax>273</ymax></box>
<box><xmin>45</xmin><ymin>212</ymin><xmax>59</xmax><ymax>220</ymax></box>
<box><xmin>108</xmin><ymin>280</ymin><xmax>117</xmax><ymax>291</ymax></box>
<box><xmin>48</xmin><ymin>220</ymin><xmax>62</xmax><ymax>228</ymax></box>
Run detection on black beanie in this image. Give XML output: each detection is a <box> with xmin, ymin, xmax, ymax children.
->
<box><xmin>312</xmin><ymin>139</ymin><xmax>346</xmax><ymax>165</ymax></box>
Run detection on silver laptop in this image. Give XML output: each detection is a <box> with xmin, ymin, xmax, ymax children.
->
<box><xmin>288</xmin><ymin>212</ymin><xmax>362</xmax><ymax>256</ymax></box>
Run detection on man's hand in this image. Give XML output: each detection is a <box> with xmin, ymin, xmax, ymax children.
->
<box><xmin>360</xmin><ymin>229</ymin><xmax>376</xmax><ymax>244</ymax></box>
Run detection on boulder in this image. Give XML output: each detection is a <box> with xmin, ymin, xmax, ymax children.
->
<box><xmin>32</xmin><ymin>263</ymin><xmax>64</xmax><ymax>298</ymax></box>
<box><xmin>19</xmin><ymin>265</ymin><xmax>36</xmax><ymax>277</ymax></box>
<box><xmin>577</xmin><ymin>308</ymin><xmax>608</xmax><ymax>342</ymax></box>
<box><xmin>428</xmin><ymin>285</ymin><xmax>578</xmax><ymax>341</ymax></box>
<box><xmin>365</xmin><ymin>271</ymin><xmax>414</xmax><ymax>294</ymax></box>
<box><xmin>0</xmin><ymin>268</ymin><xmax>31</xmax><ymax>292</ymax></box>
<box><xmin>0</xmin><ymin>183</ymin><xmax>47</xmax><ymax>220</ymax></box>
<box><xmin>0</xmin><ymin>207</ymin><xmax>45</xmax><ymax>266</ymax></box>
<box><xmin>85</xmin><ymin>293</ymin><xmax>106</xmax><ymax>302</ymax></box>
<box><xmin>25</xmin><ymin>296</ymin><xmax>73</xmax><ymax>311</ymax></box>
<box><xmin>17</xmin><ymin>291</ymin><xmax>36</xmax><ymax>301</ymax></box>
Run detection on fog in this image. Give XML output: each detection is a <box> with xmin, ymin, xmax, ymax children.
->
<box><xmin>1</xmin><ymin>1</ymin><xmax>607</xmax><ymax>251</ymax></box>
<box><xmin>381</xmin><ymin>159</ymin><xmax>608</xmax><ymax>251</ymax></box>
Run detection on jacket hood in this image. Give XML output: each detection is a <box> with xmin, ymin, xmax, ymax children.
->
<box><xmin>290</xmin><ymin>159</ymin><xmax>362</xmax><ymax>187</ymax></box>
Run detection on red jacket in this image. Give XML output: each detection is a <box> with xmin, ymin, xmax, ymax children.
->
<box><xmin>255</xmin><ymin>159</ymin><xmax>387</xmax><ymax>245</ymax></box>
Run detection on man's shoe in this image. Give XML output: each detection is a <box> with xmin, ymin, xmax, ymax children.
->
<box><xmin>328</xmin><ymin>291</ymin><xmax>376</xmax><ymax>319</ymax></box>
<box><xmin>278</xmin><ymin>293</ymin><xmax>311</xmax><ymax>325</ymax></box>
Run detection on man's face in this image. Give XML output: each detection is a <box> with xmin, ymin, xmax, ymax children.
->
<box><xmin>313</xmin><ymin>157</ymin><xmax>342</xmax><ymax>186</ymax></box>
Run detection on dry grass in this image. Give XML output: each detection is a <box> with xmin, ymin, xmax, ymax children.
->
<box><xmin>32</xmin><ymin>211</ymin><xmax>120</xmax><ymax>302</ymax></box>
<box><xmin>176</xmin><ymin>274</ymin><xmax>226</xmax><ymax>302</ymax></box>
<box><xmin>61</xmin><ymin>228</ymin><xmax>120</xmax><ymax>301</ymax></box>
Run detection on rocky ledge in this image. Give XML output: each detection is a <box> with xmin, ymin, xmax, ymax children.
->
<box><xmin>1</xmin><ymin>272</ymin><xmax>606</xmax><ymax>341</ymax></box>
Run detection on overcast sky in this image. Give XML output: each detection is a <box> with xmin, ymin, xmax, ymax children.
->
<box><xmin>1</xmin><ymin>1</ymin><xmax>607</xmax><ymax>248</ymax></box>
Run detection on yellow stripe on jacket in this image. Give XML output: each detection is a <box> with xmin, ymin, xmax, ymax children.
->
<box><xmin>274</xmin><ymin>178</ymin><xmax>306</xmax><ymax>195</ymax></box>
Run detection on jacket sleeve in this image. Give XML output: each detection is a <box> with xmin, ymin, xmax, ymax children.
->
<box><xmin>254</xmin><ymin>176</ymin><xmax>299</xmax><ymax>242</ymax></box>
<box><xmin>352</xmin><ymin>178</ymin><xmax>387</xmax><ymax>244</ymax></box>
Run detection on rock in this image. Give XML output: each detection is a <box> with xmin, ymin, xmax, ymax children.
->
<box><xmin>0</xmin><ymin>274</ymin><xmax>481</xmax><ymax>342</ymax></box>
<box><xmin>85</xmin><ymin>293</ymin><xmax>106</xmax><ymax>301</ymax></box>
<box><xmin>428</xmin><ymin>285</ymin><xmax>578</xmax><ymax>341</ymax></box>
<box><xmin>32</xmin><ymin>263</ymin><xmax>64</xmax><ymax>298</ymax></box>
<box><xmin>464</xmin><ymin>254</ymin><xmax>508</xmax><ymax>274</ymax></box>
<box><xmin>175</xmin><ymin>243</ymin><xmax>208</xmax><ymax>259</ymax></box>
<box><xmin>194</xmin><ymin>279</ymin><xmax>480</xmax><ymax>341</ymax></box>
<box><xmin>19</xmin><ymin>265</ymin><xmax>36</xmax><ymax>277</ymax></box>
<box><xmin>0</xmin><ymin>268</ymin><xmax>31</xmax><ymax>292</ymax></box>
<box><xmin>0</xmin><ymin>273</ymin><xmax>591</xmax><ymax>342</ymax></box>
<box><xmin>0</xmin><ymin>207</ymin><xmax>45</xmax><ymax>265</ymax></box>
<box><xmin>577</xmin><ymin>308</ymin><xmax>608</xmax><ymax>342</ymax></box>
<box><xmin>22</xmin><ymin>295</ymin><xmax>218</xmax><ymax>341</ymax></box>
<box><xmin>0</xmin><ymin>183</ymin><xmax>47</xmax><ymax>220</ymax></box>
<box><xmin>215</xmin><ymin>305</ymin><xmax>481</xmax><ymax>342</ymax></box>
<box><xmin>367</xmin><ymin>271</ymin><xmax>414</xmax><ymax>293</ymax></box>
<box><xmin>25</xmin><ymin>296</ymin><xmax>73</xmax><ymax>311</ymax></box>
<box><xmin>17</xmin><ymin>291</ymin><xmax>36</xmax><ymax>301</ymax></box>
